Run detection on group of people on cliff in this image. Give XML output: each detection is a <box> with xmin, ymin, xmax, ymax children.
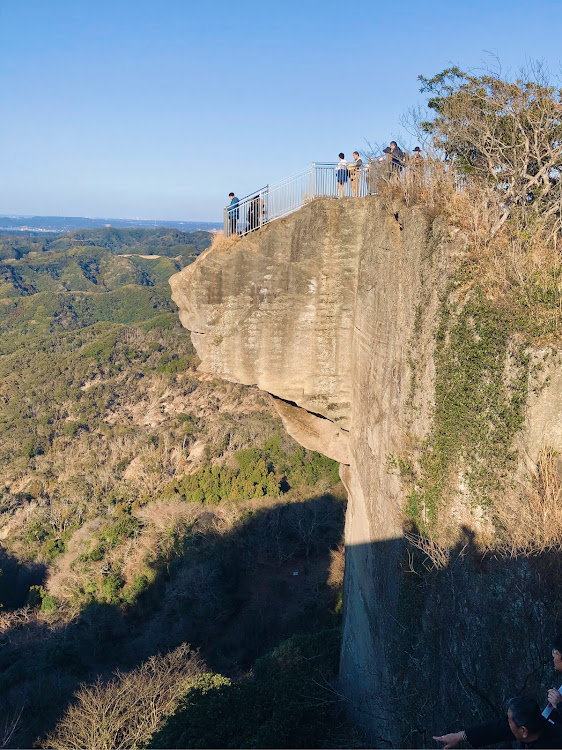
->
<box><xmin>225</xmin><ymin>142</ymin><xmax>424</xmax><ymax>236</ymax></box>
<box><xmin>335</xmin><ymin>142</ymin><xmax>423</xmax><ymax>197</ymax></box>
<box><xmin>434</xmin><ymin>633</ymin><xmax>562</xmax><ymax>749</ymax></box>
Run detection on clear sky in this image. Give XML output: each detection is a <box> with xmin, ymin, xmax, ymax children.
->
<box><xmin>1</xmin><ymin>0</ymin><xmax>560</xmax><ymax>222</ymax></box>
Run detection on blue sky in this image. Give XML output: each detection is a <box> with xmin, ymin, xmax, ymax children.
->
<box><xmin>1</xmin><ymin>0</ymin><xmax>560</xmax><ymax>221</ymax></box>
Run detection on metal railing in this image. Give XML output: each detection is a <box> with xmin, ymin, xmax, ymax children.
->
<box><xmin>224</xmin><ymin>162</ymin><xmax>375</xmax><ymax>237</ymax></box>
<box><xmin>223</xmin><ymin>157</ymin><xmax>453</xmax><ymax>237</ymax></box>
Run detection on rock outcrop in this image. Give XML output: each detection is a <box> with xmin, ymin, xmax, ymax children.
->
<box><xmin>171</xmin><ymin>196</ymin><xmax>462</xmax><ymax>741</ymax></box>
<box><xmin>171</xmin><ymin>196</ymin><xmax>562</xmax><ymax>744</ymax></box>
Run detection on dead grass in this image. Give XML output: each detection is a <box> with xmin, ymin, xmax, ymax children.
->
<box><xmin>378</xmin><ymin>160</ymin><xmax>562</xmax><ymax>333</ymax></box>
<box><xmin>327</xmin><ymin>543</ymin><xmax>345</xmax><ymax>588</ymax></box>
<box><xmin>46</xmin><ymin>519</ymin><xmax>106</xmax><ymax>600</ymax></box>
<box><xmin>208</xmin><ymin>231</ymin><xmax>243</xmax><ymax>254</ymax></box>
<box><xmin>404</xmin><ymin>531</ymin><xmax>451</xmax><ymax>571</ymax></box>
<box><xmin>406</xmin><ymin>447</ymin><xmax>562</xmax><ymax>568</ymax></box>
<box><xmin>376</xmin><ymin>158</ymin><xmax>460</xmax><ymax>215</ymax></box>
<box><xmin>496</xmin><ymin>446</ymin><xmax>562</xmax><ymax>555</ymax></box>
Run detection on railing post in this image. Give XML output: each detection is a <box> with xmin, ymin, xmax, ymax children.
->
<box><xmin>310</xmin><ymin>162</ymin><xmax>314</xmax><ymax>201</ymax></box>
<box><xmin>223</xmin><ymin>207</ymin><xmax>228</xmax><ymax>236</ymax></box>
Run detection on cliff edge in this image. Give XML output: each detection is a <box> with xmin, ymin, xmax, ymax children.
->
<box><xmin>171</xmin><ymin>196</ymin><xmax>462</xmax><ymax>740</ymax></box>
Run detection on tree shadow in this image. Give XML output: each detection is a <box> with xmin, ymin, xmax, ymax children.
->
<box><xmin>0</xmin><ymin>548</ymin><xmax>45</xmax><ymax>609</ymax></box>
<box><xmin>0</xmin><ymin>493</ymin><xmax>345</xmax><ymax>747</ymax></box>
<box><xmin>341</xmin><ymin>525</ymin><xmax>562</xmax><ymax>748</ymax></box>
<box><xmin>5</xmin><ymin>512</ymin><xmax>562</xmax><ymax>749</ymax></box>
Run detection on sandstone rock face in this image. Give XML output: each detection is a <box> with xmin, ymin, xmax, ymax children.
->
<box><xmin>170</xmin><ymin>197</ymin><xmax>460</xmax><ymax>742</ymax></box>
<box><xmin>522</xmin><ymin>352</ymin><xmax>562</xmax><ymax>466</ymax></box>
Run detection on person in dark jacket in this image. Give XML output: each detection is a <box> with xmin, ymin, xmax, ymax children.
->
<box><xmin>247</xmin><ymin>194</ymin><xmax>262</xmax><ymax>232</ymax></box>
<box><xmin>434</xmin><ymin>695</ymin><xmax>562</xmax><ymax>749</ymax></box>
<box><xmin>227</xmin><ymin>192</ymin><xmax>239</xmax><ymax>235</ymax></box>
<box><xmin>545</xmin><ymin>633</ymin><xmax>562</xmax><ymax>720</ymax></box>
<box><xmin>389</xmin><ymin>140</ymin><xmax>405</xmax><ymax>170</ymax></box>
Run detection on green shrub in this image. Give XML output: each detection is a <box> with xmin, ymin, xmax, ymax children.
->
<box><xmin>101</xmin><ymin>572</ymin><xmax>124</xmax><ymax>602</ymax></box>
<box><xmin>167</xmin><ymin>442</ymin><xmax>338</xmax><ymax>506</ymax></box>
<box><xmin>41</xmin><ymin>595</ymin><xmax>57</xmax><ymax>613</ymax></box>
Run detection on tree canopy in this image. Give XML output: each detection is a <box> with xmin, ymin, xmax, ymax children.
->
<box><xmin>419</xmin><ymin>66</ymin><xmax>562</xmax><ymax>236</ymax></box>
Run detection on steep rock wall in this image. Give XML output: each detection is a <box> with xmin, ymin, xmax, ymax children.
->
<box><xmin>171</xmin><ymin>197</ymin><xmax>461</xmax><ymax>741</ymax></box>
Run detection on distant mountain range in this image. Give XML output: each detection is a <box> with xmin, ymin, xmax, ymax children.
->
<box><xmin>0</xmin><ymin>214</ymin><xmax>222</xmax><ymax>233</ymax></box>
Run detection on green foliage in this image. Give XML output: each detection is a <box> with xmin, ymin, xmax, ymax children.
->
<box><xmin>156</xmin><ymin>352</ymin><xmax>195</xmax><ymax>373</ymax></box>
<box><xmin>41</xmin><ymin>594</ymin><xmax>57</xmax><ymax>613</ymax></box>
<box><xmin>0</xmin><ymin>227</ymin><xmax>210</xmax><ymax>265</ymax></box>
<box><xmin>168</xmin><ymin>440</ymin><xmax>339</xmax><ymax>505</ymax></box>
<box><xmin>101</xmin><ymin>572</ymin><xmax>125</xmax><ymax>603</ymax></box>
<box><xmin>418</xmin><ymin>66</ymin><xmax>562</xmax><ymax>176</ymax></box>
<box><xmin>418</xmin><ymin>66</ymin><xmax>562</xmax><ymax>246</ymax></box>
<box><xmin>23</xmin><ymin>519</ymin><xmax>67</xmax><ymax>560</ymax></box>
<box><xmin>122</xmin><ymin>574</ymin><xmax>150</xmax><ymax>604</ymax></box>
<box><xmin>83</xmin><ymin>516</ymin><xmax>142</xmax><ymax>563</ymax></box>
<box><xmin>0</xmin><ymin>318</ymin><xmax>198</xmax><ymax>471</ymax></box>
<box><xmin>406</xmin><ymin>286</ymin><xmax>530</xmax><ymax>531</ymax></box>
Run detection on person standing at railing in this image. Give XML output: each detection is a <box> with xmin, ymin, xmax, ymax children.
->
<box><xmin>227</xmin><ymin>192</ymin><xmax>239</xmax><ymax>235</ymax></box>
<box><xmin>410</xmin><ymin>146</ymin><xmax>423</xmax><ymax>163</ymax></box>
<box><xmin>350</xmin><ymin>151</ymin><xmax>363</xmax><ymax>197</ymax></box>
<box><xmin>335</xmin><ymin>153</ymin><xmax>348</xmax><ymax>198</ymax></box>
<box><xmin>389</xmin><ymin>141</ymin><xmax>405</xmax><ymax>172</ymax></box>
<box><xmin>247</xmin><ymin>194</ymin><xmax>262</xmax><ymax>232</ymax></box>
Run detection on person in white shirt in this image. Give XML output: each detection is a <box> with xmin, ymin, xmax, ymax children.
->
<box><xmin>335</xmin><ymin>153</ymin><xmax>348</xmax><ymax>198</ymax></box>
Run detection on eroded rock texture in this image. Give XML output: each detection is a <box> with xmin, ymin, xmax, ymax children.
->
<box><xmin>171</xmin><ymin>196</ymin><xmax>462</xmax><ymax>741</ymax></box>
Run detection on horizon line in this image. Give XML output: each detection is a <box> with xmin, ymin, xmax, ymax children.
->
<box><xmin>0</xmin><ymin>212</ymin><xmax>222</xmax><ymax>224</ymax></box>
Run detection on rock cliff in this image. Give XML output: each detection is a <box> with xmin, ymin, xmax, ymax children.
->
<box><xmin>171</xmin><ymin>197</ymin><xmax>457</xmax><ymax>739</ymax></box>
<box><xmin>170</xmin><ymin>196</ymin><xmax>562</xmax><ymax>745</ymax></box>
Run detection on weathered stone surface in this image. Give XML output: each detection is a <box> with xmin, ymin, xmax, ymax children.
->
<box><xmin>170</xmin><ymin>199</ymin><xmax>360</xmax><ymax>429</ymax></box>
<box><xmin>170</xmin><ymin>196</ymin><xmax>460</xmax><ymax>743</ymax></box>
<box><xmin>522</xmin><ymin>352</ymin><xmax>562</xmax><ymax>465</ymax></box>
<box><xmin>270</xmin><ymin>394</ymin><xmax>350</xmax><ymax>464</ymax></box>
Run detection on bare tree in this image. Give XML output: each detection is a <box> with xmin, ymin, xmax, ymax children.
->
<box><xmin>44</xmin><ymin>644</ymin><xmax>204</xmax><ymax>750</ymax></box>
<box><xmin>0</xmin><ymin>705</ymin><xmax>23</xmax><ymax>749</ymax></box>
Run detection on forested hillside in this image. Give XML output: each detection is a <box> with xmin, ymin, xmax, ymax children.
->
<box><xmin>0</xmin><ymin>229</ymin><xmax>353</xmax><ymax>748</ymax></box>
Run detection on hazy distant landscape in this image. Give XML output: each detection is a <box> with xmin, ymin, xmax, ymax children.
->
<box><xmin>0</xmin><ymin>215</ymin><xmax>222</xmax><ymax>233</ymax></box>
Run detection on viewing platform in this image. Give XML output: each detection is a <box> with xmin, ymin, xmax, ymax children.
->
<box><xmin>224</xmin><ymin>161</ymin><xmax>376</xmax><ymax>237</ymax></box>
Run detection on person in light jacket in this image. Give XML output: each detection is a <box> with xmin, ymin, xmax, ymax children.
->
<box><xmin>349</xmin><ymin>151</ymin><xmax>363</xmax><ymax>197</ymax></box>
